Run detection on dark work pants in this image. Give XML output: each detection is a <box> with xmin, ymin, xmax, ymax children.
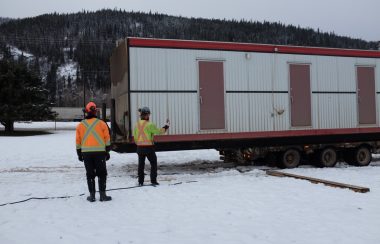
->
<box><xmin>137</xmin><ymin>146</ymin><xmax>157</xmax><ymax>184</ymax></box>
<box><xmin>83</xmin><ymin>152</ymin><xmax>108</xmax><ymax>192</ymax></box>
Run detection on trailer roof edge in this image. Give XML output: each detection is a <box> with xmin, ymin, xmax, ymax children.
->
<box><xmin>127</xmin><ymin>37</ymin><xmax>380</xmax><ymax>58</ymax></box>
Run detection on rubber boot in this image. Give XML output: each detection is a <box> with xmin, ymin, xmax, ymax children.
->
<box><xmin>99</xmin><ymin>191</ymin><xmax>112</xmax><ymax>201</ymax></box>
<box><xmin>151</xmin><ymin>179</ymin><xmax>159</xmax><ymax>186</ymax></box>
<box><xmin>86</xmin><ymin>179</ymin><xmax>96</xmax><ymax>202</ymax></box>
<box><xmin>98</xmin><ymin>177</ymin><xmax>112</xmax><ymax>201</ymax></box>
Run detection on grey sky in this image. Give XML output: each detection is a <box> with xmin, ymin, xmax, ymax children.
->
<box><xmin>0</xmin><ymin>0</ymin><xmax>379</xmax><ymax>41</ymax></box>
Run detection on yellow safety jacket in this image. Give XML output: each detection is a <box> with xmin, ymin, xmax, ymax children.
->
<box><xmin>76</xmin><ymin>118</ymin><xmax>111</xmax><ymax>152</ymax></box>
<box><xmin>133</xmin><ymin>119</ymin><xmax>165</xmax><ymax>146</ymax></box>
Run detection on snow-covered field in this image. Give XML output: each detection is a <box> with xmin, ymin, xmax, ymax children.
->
<box><xmin>1</xmin><ymin>122</ymin><xmax>380</xmax><ymax>244</ymax></box>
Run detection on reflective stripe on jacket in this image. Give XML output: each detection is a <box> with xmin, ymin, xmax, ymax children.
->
<box><xmin>133</xmin><ymin>119</ymin><xmax>165</xmax><ymax>146</ymax></box>
<box><xmin>76</xmin><ymin>118</ymin><xmax>111</xmax><ymax>152</ymax></box>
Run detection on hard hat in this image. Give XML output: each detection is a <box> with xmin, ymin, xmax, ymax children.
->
<box><xmin>85</xmin><ymin>102</ymin><xmax>97</xmax><ymax>113</ymax></box>
<box><xmin>139</xmin><ymin>107</ymin><xmax>151</xmax><ymax>115</ymax></box>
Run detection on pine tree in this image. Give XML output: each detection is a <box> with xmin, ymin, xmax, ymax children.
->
<box><xmin>0</xmin><ymin>59</ymin><xmax>53</xmax><ymax>133</ymax></box>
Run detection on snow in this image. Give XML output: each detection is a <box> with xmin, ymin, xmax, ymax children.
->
<box><xmin>8</xmin><ymin>45</ymin><xmax>34</xmax><ymax>59</ymax></box>
<box><xmin>0</xmin><ymin>121</ymin><xmax>77</xmax><ymax>130</ymax></box>
<box><xmin>57</xmin><ymin>61</ymin><xmax>78</xmax><ymax>80</ymax></box>
<box><xmin>1</xmin><ymin>122</ymin><xmax>380</xmax><ymax>244</ymax></box>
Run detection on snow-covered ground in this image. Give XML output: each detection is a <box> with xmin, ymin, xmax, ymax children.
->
<box><xmin>1</xmin><ymin>122</ymin><xmax>379</xmax><ymax>244</ymax></box>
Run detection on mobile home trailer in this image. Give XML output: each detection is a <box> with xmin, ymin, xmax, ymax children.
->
<box><xmin>110</xmin><ymin>37</ymin><xmax>380</xmax><ymax>168</ymax></box>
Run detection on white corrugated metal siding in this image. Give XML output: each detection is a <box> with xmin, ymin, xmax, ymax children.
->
<box><xmin>128</xmin><ymin>46</ymin><xmax>379</xmax><ymax>135</ymax></box>
<box><xmin>339</xmin><ymin>94</ymin><xmax>357</xmax><ymax>128</ymax></box>
<box><xmin>248</xmin><ymin>53</ymin><xmax>273</xmax><ymax>91</ymax></box>
<box><xmin>249</xmin><ymin>94</ymin><xmax>274</xmax><ymax>131</ymax></box>
<box><xmin>226</xmin><ymin>94</ymin><xmax>250</xmax><ymax>132</ymax></box>
<box><xmin>336</xmin><ymin>57</ymin><xmax>358</xmax><ymax>128</ymax></box>
<box><xmin>314</xmin><ymin>94</ymin><xmax>340</xmax><ymax>129</ymax></box>
<box><xmin>166</xmin><ymin>50</ymin><xmax>198</xmax><ymax>91</ymax></box>
<box><xmin>166</xmin><ymin>94</ymin><xmax>198</xmax><ymax>135</ymax></box>
<box><xmin>316</xmin><ymin>56</ymin><xmax>339</xmax><ymax>91</ymax></box>
<box><xmin>314</xmin><ymin>56</ymin><xmax>342</xmax><ymax>129</ymax></box>
<box><xmin>130</xmin><ymin>48</ymin><xmax>167</xmax><ymax>91</ymax></box>
<box><xmin>224</xmin><ymin>52</ymin><xmax>248</xmax><ymax>91</ymax></box>
<box><xmin>273</xmin><ymin>94</ymin><xmax>290</xmax><ymax>130</ymax></box>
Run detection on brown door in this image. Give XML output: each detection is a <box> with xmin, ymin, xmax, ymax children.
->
<box><xmin>289</xmin><ymin>64</ymin><xmax>312</xmax><ymax>127</ymax></box>
<box><xmin>357</xmin><ymin>66</ymin><xmax>376</xmax><ymax>125</ymax></box>
<box><xmin>198</xmin><ymin>61</ymin><xmax>225</xmax><ymax>130</ymax></box>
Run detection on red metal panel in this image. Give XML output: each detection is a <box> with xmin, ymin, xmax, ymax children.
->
<box><xmin>128</xmin><ymin>38</ymin><xmax>380</xmax><ymax>58</ymax></box>
<box><xmin>357</xmin><ymin>67</ymin><xmax>376</xmax><ymax>124</ymax></box>
<box><xmin>152</xmin><ymin>127</ymin><xmax>380</xmax><ymax>143</ymax></box>
<box><xmin>289</xmin><ymin>64</ymin><xmax>312</xmax><ymax>127</ymax></box>
<box><xmin>198</xmin><ymin>61</ymin><xmax>225</xmax><ymax>130</ymax></box>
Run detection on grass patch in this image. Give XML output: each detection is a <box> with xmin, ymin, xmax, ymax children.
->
<box><xmin>0</xmin><ymin>131</ymin><xmax>53</xmax><ymax>137</ymax></box>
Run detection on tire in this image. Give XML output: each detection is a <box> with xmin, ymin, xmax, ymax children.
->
<box><xmin>353</xmin><ymin>146</ymin><xmax>372</xmax><ymax>167</ymax></box>
<box><xmin>318</xmin><ymin>147</ymin><xmax>337</xmax><ymax>167</ymax></box>
<box><xmin>278</xmin><ymin>149</ymin><xmax>301</xmax><ymax>169</ymax></box>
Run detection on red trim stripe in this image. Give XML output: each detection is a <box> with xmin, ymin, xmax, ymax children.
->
<box><xmin>151</xmin><ymin>127</ymin><xmax>380</xmax><ymax>143</ymax></box>
<box><xmin>128</xmin><ymin>38</ymin><xmax>380</xmax><ymax>58</ymax></box>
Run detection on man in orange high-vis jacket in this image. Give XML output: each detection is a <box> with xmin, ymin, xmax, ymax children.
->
<box><xmin>133</xmin><ymin>107</ymin><xmax>169</xmax><ymax>186</ymax></box>
<box><xmin>76</xmin><ymin>102</ymin><xmax>112</xmax><ymax>202</ymax></box>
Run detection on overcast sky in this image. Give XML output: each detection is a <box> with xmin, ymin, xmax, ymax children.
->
<box><xmin>0</xmin><ymin>0</ymin><xmax>379</xmax><ymax>41</ymax></box>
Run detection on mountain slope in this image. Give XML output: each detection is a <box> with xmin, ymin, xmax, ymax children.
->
<box><xmin>0</xmin><ymin>10</ymin><xmax>378</xmax><ymax>106</ymax></box>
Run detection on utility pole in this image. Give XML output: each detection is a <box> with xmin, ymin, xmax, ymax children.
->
<box><xmin>83</xmin><ymin>73</ymin><xmax>86</xmax><ymax>119</ymax></box>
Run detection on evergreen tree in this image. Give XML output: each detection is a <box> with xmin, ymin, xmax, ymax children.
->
<box><xmin>46</xmin><ymin>64</ymin><xmax>58</xmax><ymax>104</ymax></box>
<box><xmin>0</xmin><ymin>59</ymin><xmax>53</xmax><ymax>133</ymax></box>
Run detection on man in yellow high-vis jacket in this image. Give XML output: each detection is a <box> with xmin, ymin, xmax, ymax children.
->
<box><xmin>76</xmin><ymin>102</ymin><xmax>112</xmax><ymax>202</ymax></box>
<box><xmin>133</xmin><ymin>107</ymin><xmax>169</xmax><ymax>186</ymax></box>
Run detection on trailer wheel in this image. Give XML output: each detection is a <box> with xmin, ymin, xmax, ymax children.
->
<box><xmin>318</xmin><ymin>147</ymin><xmax>337</xmax><ymax>167</ymax></box>
<box><xmin>353</xmin><ymin>146</ymin><xmax>372</xmax><ymax>167</ymax></box>
<box><xmin>279</xmin><ymin>149</ymin><xmax>301</xmax><ymax>168</ymax></box>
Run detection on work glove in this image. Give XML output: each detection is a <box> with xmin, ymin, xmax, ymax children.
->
<box><xmin>163</xmin><ymin>119</ymin><xmax>170</xmax><ymax>130</ymax></box>
<box><xmin>105</xmin><ymin>152</ymin><xmax>110</xmax><ymax>161</ymax></box>
<box><xmin>76</xmin><ymin>149</ymin><xmax>83</xmax><ymax>162</ymax></box>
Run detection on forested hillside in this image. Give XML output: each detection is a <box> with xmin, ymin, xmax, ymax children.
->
<box><xmin>0</xmin><ymin>18</ymin><xmax>12</xmax><ymax>25</ymax></box>
<box><xmin>0</xmin><ymin>9</ymin><xmax>378</xmax><ymax>106</ymax></box>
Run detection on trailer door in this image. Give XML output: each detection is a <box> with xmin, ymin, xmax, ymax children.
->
<box><xmin>357</xmin><ymin>66</ymin><xmax>376</xmax><ymax>125</ymax></box>
<box><xmin>198</xmin><ymin>61</ymin><xmax>225</xmax><ymax>130</ymax></box>
<box><xmin>289</xmin><ymin>64</ymin><xmax>312</xmax><ymax>127</ymax></box>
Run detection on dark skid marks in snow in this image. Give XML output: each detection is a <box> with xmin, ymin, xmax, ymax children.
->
<box><xmin>120</xmin><ymin>160</ymin><xmax>273</xmax><ymax>176</ymax></box>
<box><xmin>118</xmin><ymin>158</ymin><xmax>380</xmax><ymax>178</ymax></box>
<box><xmin>0</xmin><ymin>166</ymin><xmax>83</xmax><ymax>173</ymax></box>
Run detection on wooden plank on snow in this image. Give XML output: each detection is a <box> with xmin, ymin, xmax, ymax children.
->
<box><xmin>266</xmin><ymin>170</ymin><xmax>370</xmax><ymax>193</ymax></box>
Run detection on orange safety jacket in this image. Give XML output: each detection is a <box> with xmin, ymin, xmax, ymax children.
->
<box><xmin>133</xmin><ymin>120</ymin><xmax>165</xmax><ymax>146</ymax></box>
<box><xmin>76</xmin><ymin>118</ymin><xmax>111</xmax><ymax>152</ymax></box>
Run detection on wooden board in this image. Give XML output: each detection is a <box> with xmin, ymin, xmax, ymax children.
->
<box><xmin>266</xmin><ymin>170</ymin><xmax>370</xmax><ymax>193</ymax></box>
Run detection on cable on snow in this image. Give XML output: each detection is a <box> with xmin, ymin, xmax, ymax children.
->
<box><xmin>0</xmin><ymin>181</ymin><xmax>198</xmax><ymax>207</ymax></box>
